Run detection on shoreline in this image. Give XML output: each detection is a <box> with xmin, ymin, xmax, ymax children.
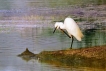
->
<box><xmin>18</xmin><ymin>45</ymin><xmax>106</xmax><ymax>68</ymax></box>
<box><xmin>38</xmin><ymin>45</ymin><xmax>106</xmax><ymax>60</ymax></box>
<box><xmin>38</xmin><ymin>46</ymin><xmax>106</xmax><ymax>68</ymax></box>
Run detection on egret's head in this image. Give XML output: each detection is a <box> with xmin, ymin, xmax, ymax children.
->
<box><xmin>53</xmin><ymin>22</ymin><xmax>64</xmax><ymax>33</ymax></box>
<box><xmin>55</xmin><ymin>22</ymin><xmax>62</xmax><ymax>29</ymax></box>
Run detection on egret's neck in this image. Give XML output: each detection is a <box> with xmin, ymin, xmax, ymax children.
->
<box><xmin>60</xmin><ymin>23</ymin><xmax>65</xmax><ymax>29</ymax></box>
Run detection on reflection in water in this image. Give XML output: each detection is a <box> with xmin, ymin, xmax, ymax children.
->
<box><xmin>84</xmin><ymin>29</ymin><xmax>97</xmax><ymax>47</ymax></box>
<box><xmin>12</xmin><ymin>26</ymin><xmax>106</xmax><ymax>51</ymax></box>
<box><xmin>83</xmin><ymin>29</ymin><xmax>106</xmax><ymax>48</ymax></box>
<box><xmin>18</xmin><ymin>48</ymin><xmax>36</xmax><ymax>62</ymax></box>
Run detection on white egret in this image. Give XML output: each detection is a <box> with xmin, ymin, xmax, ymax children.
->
<box><xmin>53</xmin><ymin>17</ymin><xmax>83</xmax><ymax>49</ymax></box>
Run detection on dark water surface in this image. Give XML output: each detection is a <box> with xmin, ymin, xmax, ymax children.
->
<box><xmin>0</xmin><ymin>0</ymin><xmax>106</xmax><ymax>71</ymax></box>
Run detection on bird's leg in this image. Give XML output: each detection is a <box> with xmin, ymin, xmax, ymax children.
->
<box><xmin>60</xmin><ymin>29</ymin><xmax>71</xmax><ymax>38</ymax></box>
<box><xmin>70</xmin><ymin>35</ymin><xmax>74</xmax><ymax>49</ymax></box>
<box><xmin>59</xmin><ymin>28</ymin><xmax>73</xmax><ymax>49</ymax></box>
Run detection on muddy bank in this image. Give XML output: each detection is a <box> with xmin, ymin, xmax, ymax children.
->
<box><xmin>18</xmin><ymin>48</ymin><xmax>37</xmax><ymax>61</ymax></box>
<box><xmin>18</xmin><ymin>46</ymin><xmax>106</xmax><ymax>68</ymax></box>
<box><xmin>38</xmin><ymin>46</ymin><xmax>106</xmax><ymax>68</ymax></box>
<box><xmin>39</xmin><ymin>46</ymin><xmax>106</xmax><ymax>59</ymax></box>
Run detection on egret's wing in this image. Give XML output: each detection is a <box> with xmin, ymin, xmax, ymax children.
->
<box><xmin>71</xmin><ymin>24</ymin><xmax>83</xmax><ymax>41</ymax></box>
<box><xmin>66</xmin><ymin>23</ymin><xmax>83</xmax><ymax>41</ymax></box>
<box><xmin>64</xmin><ymin>17</ymin><xmax>83</xmax><ymax>41</ymax></box>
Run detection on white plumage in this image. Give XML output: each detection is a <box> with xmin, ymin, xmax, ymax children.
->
<box><xmin>64</xmin><ymin>18</ymin><xmax>83</xmax><ymax>41</ymax></box>
<box><xmin>53</xmin><ymin>17</ymin><xmax>83</xmax><ymax>48</ymax></box>
<box><xmin>54</xmin><ymin>17</ymin><xmax>83</xmax><ymax>41</ymax></box>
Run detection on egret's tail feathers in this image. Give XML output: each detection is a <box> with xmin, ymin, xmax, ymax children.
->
<box><xmin>76</xmin><ymin>36</ymin><xmax>82</xmax><ymax>41</ymax></box>
<box><xmin>71</xmin><ymin>28</ymin><xmax>84</xmax><ymax>41</ymax></box>
<box><xmin>76</xmin><ymin>31</ymin><xmax>84</xmax><ymax>41</ymax></box>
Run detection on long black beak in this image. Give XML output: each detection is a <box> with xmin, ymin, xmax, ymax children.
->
<box><xmin>53</xmin><ymin>27</ymin><xmax>57</xmax><ymax>33</ymax></box>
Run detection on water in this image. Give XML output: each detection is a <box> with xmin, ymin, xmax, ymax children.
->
<box><xmin>0</xmin><ymin>0</ymin><xmax>106</xmax><ymax>71</ymax></box>
<box><xmin>0</xmin><ymin>24</ymin><xmax>106</xmax><ymax>71</ymax></box>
